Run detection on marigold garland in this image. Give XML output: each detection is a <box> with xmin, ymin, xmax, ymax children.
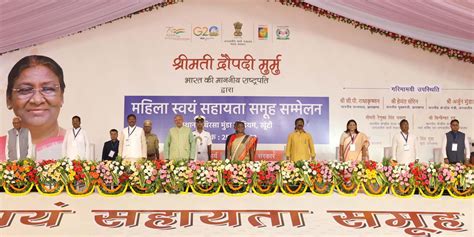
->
<box><xmin>390</xmin><ymin>184</ymin><xmax>416</xmax><ymax>198</ymax></box>
<box><xmin>190</xmin><ymin>185</ymin><xmax>221</xmax><ymax>196</ymax></box>
<box><xmin>284</xmin><ymin>182</ymin><xmax>304</xmax><ymax>194</ymax></box>
<box><xmin>252</xmin><ymin>185</ymin><xmax>279</xmax><ymax>197</ymax></box>
<box><xmin>97</xmin><ymin>183</ymin><xmax>128</xmax><ymax>197</ymax></box>
<box><xmin>335</xmin><ymin>183</ymin><xmax>361</xmax><ymax>197</ymax></box>
<box><xmin>223</xmin><ymin>184</ymin><xmax>250</xmax><ymax>196</ymax></box>
<box><xmin>129</xmin><ymin>183</ymin><xmax>160</xmax><ymax>196</ymax></box>
<box><xmin>36</xmin><ymin>183</ymin><xmax>64</xmax><ymax>196</ymax></box>
<box><xmin>280</xmin><ymin>182</ymin><xmax>308</xmax><ymax>196</ymax></box>
<box><xmin>361</xmin><ymin>183</ymin><xmax>389</xmax><ymax>197</ymax></box>
<box><xmin>310</xmin><ymin>181</ymin><xmax>334</xmax><ymax>196</ymax></box>
<box><xmin>418</xmin><ymin>186</ymin><xmax>444</xmax><ymax>199</ymax></box>
<box><xmin>66</xmin><ymin>182</ymin><xmax>95</xmax><ymax>197</ymax></box>
<box><xmin>164</xmin><ymin>185</ymin><xmax>189</xmax><ymax>194</ymax></box>
<box><xmin>3</xmin><ymin>182</ymin><xmax>34</xmax><ymax>196</ymax></box>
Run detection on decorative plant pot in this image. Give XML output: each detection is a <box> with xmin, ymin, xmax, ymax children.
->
<box><xmin>418</xmin><ymin>184</ymin><xmax>444</xmax><ymax>199</ymax></box>
<box><xmin>3</xmin><ymin>182</ymin><xmax>34</xmax><ymax>196</ymax></box>
<box><xmin>130</xmin><ymin>184</ymin><xmax>159</xmax><ymax>196</ymax></box>
<box><xmin>390</xmin><ymin>184</ymin><xmax>416</xmax><ymax>198</ymax></box>
<box><xmin>252</xmin><ymin>181</ymin><xmax>279</xmax><ymax>196</ymax></box>
<box><xmin>65</xmin><ymin>180</ymin><xmax>95</xmax><ymax>197</ymax></box>
<box><xmin>280</xmin><ymin>182</ymin><xmax>308</xmax><ymax>196</ymax></box>
<box><xmin>191</xmin><ymin>183</ymin><xmax>221</xmax><ymax>196</ymax></box>
<box><xmin>222</xmin><ymin>182</ymin><xmax>250</xmax><ymax>196</ymax></box>
<box><xmin>36</xmin><ymin>182</ymin><xmax>64</xmax><ymax>196</ymax></box>
<box><xmin>309</xmin><ymin>179</ymin><xmax>334</xmax><ymax>196</ymax></box>
<box><xmin>335</xmin><ymin>181</ymin><xmax>361</xmax><ymax>197</ymax></box>
<box><xmin>96</xmin><ymin>182</ymin><xmax>128</xmax><ymax>197</ymax></box>
<box><xmin>362</xmin><ymin>181</ymin><xmax>389</xmax><ymax>197</ymax></box>
<box><xmin>446</xmin><ymin>182</ymin><xmax>473</xmax><ymax>199</ymax></box>
<box><xmin>163</xmin><ymin>184</ymin><xmax>189</xmax><ymax>194</ymax></box>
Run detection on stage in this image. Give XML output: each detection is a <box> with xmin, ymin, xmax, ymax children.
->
<box><xmin>1</xmin><ymin>192</ymin><xmax>472</xmax><ymax>236</ymax></box>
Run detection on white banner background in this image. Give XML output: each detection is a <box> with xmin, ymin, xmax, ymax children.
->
<box><xmin>0</xmin><ymin>0</ymin><xmax>472</xmax><ymax>161</ymax></box>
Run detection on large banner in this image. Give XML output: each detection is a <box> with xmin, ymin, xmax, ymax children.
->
<box><xmin>0</xmin><ymin>0</ymin><xmax>472</xmax><ymax>162</ymax></box>
<box><xmin>125</xmin><ymin>96</ymin><xmax>329</xmax><ymax>143</ymax></box>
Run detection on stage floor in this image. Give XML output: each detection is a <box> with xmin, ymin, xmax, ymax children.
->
<box><xmin>1</xmin><ymin>192</ymin><xmax>472</xmax><ymax>236</ymax></box>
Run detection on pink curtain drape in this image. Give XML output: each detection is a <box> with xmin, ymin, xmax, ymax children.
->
<box><xmin>1</xmin><ymin>0</ymin><xmax>472</xmax><ymax>54</ymax></box>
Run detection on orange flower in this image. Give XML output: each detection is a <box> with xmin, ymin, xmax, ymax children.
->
<box><xmin>90</xmin><ymin>172</ymin><xmax>99</xmax><ymax>179</ymax></box>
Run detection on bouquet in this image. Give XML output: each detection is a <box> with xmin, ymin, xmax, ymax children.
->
<box><xmin>331</xmin><ymin>161</ymin><xmax>362</xmax><ymax>195</ymax></box>
<box><xmin>221</xmin><ymin>159</ymin><xmax>253</xmax><ymax>194</ymax></box>
<box><xmin>278</xmin><ymin>160</ymin><xmax>307</xmax><ymax>195</ymax></box>
<box><xmin>95</xmin><ymin>160</ymin><xmax>130</xmax><ymax>195</ymax></box>
<box><xmin>160</xmin><ymin>160</ymin><xmax>193</xmax><ymax>194</ymax></box>
<box><xmin>2</xmin><ymin>159</ymin><xmax>37</xmax><ymax>194</ymax></box>
<box><xmin>300</xmin><ymin>160</ymin><xmax>333</xmax><ymax>195</ymax></box>
<box><xmin>251</xmin><ymin>161</ymin><xmax>280</xmax><ymax>194</ymax></box>
<box><xmin>129</xmin><ymin>159</ymin><xmax>161</xmax><ymax>194</ymax></box>
<box><xmin>445</xmin><ymin>163</ymin><xmax>472</xmax><ymax>197</ymax></box>
<box><xmin>389</xmin><ymin>163</ymin><xmax>416</xmax><ymax>197</ymax></box>
<box><xmin>361</xmin><ymin>160</ymin><xmax>388</xmax><ymax>196</ymax></box>
<box><xmin>35</xmin><ymin>160</ymin><xmax>66</xmax><ymax>194</ymax></box>
<box><xmin>412</xmin><ymin>162</ymin><xmax>444</xmax><ymax>197</ymax></box>
<box><xmin>189</xmin><ymin>159</ymin><xmax>223</xmax><ymax>194</ymax></box>
<box><xmin>64</xmin><ymin>159</ymin><xmax>98</xmax><ymax>195</ymax></box>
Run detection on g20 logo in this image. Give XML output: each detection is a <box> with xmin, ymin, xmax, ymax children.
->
<box><xmin>193</xmin><ymin>26</ymin><xmax>219</xmax><ymax>37</ymax></box>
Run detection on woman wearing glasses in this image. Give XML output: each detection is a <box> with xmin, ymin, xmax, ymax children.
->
<box><xmin>6</xmin><ymin>55</ymin><xmax>66</xmax><ymax>160</ymax></box>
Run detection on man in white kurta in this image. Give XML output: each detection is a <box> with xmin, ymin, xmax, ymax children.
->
<box><xmin>118</xmin><ymin>114</ymin><xmax>147</xmax><ymax>161</ymax></box>
<box><xmin>62</xmin><ymin>116</ymin><xmax>90</xmax><ymax>160</ymax></box>
<box><xmin>192</xmin><ymin>116</ymin><xmax>212</xmax><ymax>161</ymax></box>
<box><xmin>391</xmin><ymin>119</ymin><xmax>417</xmax><ymax>164</ymax></box>
<box><xmin>5</xmin><ymin>117</ymin><xmax>34</xmax><ymax>161</ymax></box>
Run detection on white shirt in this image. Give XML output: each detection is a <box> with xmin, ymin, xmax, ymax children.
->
<box><xmin>118</xmin><ymin>126</ymin><xmax>147</xmax><ymax>161</ymax></box>
<box><xmin>391</xmin><ymin>131</ymin><xmax>418</xmax><ymax>164</ymax></box>
<box><xmin>441</xmin><ymin>132</ymin><xmax>471</xmax><ymax>159</ymax></box>
<box><xmin>5</xmin><ymin>128</ymin><xmax>34</xmax><ymax>160</ymax></box>
<box><xmin>62</xmin><ymin>127</ymin><xmax>91</xmax><ymax>160</ymax></box>
<box><xmin>192</xmin><ymin>130</ymin><xmax>212</xmax><ymax>161</ymax></box>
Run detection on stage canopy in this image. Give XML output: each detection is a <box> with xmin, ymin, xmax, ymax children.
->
<box><xmin>1</xmin><ymin>0</ymin><xmax>473</xmax><ymax>55</ymax></box>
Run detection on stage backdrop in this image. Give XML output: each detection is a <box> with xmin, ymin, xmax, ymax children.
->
<box><xmin>0</xmin><ymin>0</ymin><xmax>472</xmax><ymax>161</ymax></box>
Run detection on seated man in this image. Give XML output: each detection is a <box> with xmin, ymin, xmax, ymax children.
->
<box><xmin>226</xmin><ymin>121</ymin><xmax>257</xmax><ymax>161</ymax></box>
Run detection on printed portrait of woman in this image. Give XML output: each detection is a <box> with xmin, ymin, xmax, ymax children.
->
<box><xmin>5</xmin><ymin>55</ymin><xmax>66</xmax><ymax>160</ymax></box>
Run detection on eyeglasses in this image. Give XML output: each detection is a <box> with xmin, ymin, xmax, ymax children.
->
<box><xmin>12</xmin><ymin>85</ymin><xmax>61</xmax><ymax>99</ymax></box>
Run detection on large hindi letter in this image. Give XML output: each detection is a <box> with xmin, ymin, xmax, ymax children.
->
<box><xmin>93</xmin><ymin>210</ymin><xmax>140</xmax><ymax>228</ymax></box>
<box><xmin>18</xmin><ymin>210</ymin><xmax>73</xmax><ymax>228</ymax></box>
<box><xmin>327</xmin><ymin>210</ymin><xmax>381</xmax><ymax>229</ymax></box>
<box><xmin>199</xmin><ymin>210</ymin><xmax>241</xmax><ymax>227</ymax></box>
